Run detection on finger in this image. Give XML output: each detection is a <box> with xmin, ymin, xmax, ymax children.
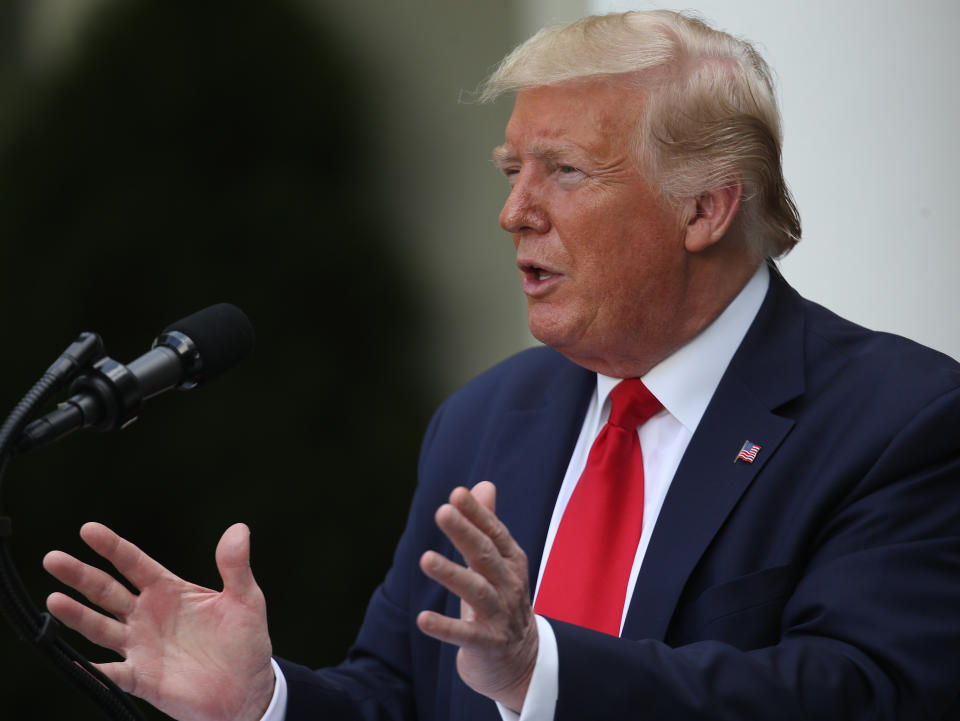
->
<box><xmin>215</xmin><ymin>522</ymin><xmax>257</xmax><ymax>597</ymax></box>
<box><xmin>470</xmin><ymin>481</ymin><xmax>496</xmax><ymax>513</ymax></box>
<box><xmin>80</xmin><ymin>522</ymin><xmax>169</xmax><ymax>591</ymax></box>
<box><xmin>46</xmin><ymin>591</ymin><xmax>127</xmax><ymax>652</ymax></box>
<box><xmin>43</xmin><ymin>551</ymin><xmax>136</xmax><ymax>618</ymax></box>
<box><xmin>416</xmin><ymin>609</ymin><xmax>489</xmax><ymax>648</ymax></box>
<box><xmin>435</xmin><ymin>502</ymin><xmax>512</xmax><ymax>588</ymax></box>
<box><xmin>420</xmin><ymin>550</ymin><xmax>500</xmax><ymax>617</ymax></box>
<box><xmin>450</xmin><ymin>486</ymin><xmax>518</xmax><ymax>559</ymax></box>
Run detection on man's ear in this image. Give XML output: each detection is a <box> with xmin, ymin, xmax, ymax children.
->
<box><xmin>682</xmin><ymin>180</ymin><xmax>743</xmax><ymax>253</ymax></box>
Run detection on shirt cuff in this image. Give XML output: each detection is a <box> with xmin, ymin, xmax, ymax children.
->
<box><xmin>258</xmin><ymin>658</ymin><xmax>288</xmax><ymax>721</ymax></box>
<box><xmin>495</xmin><ymin>615</ymin><xmax>559</xmax><ymax>721</ymax></box>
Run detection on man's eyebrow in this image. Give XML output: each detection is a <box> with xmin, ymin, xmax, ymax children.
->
<box><xmin>491</xmin><ymin>143</ymin><xmax>573</xmax><ymax>168</ymax></box>
<box><xmin>492</xmin><ymin>145</ymin><xmax>516</xmax><ymax>168</ymax></box>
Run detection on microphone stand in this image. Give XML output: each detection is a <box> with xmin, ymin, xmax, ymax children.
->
<box><xmin>0</xmin><ymin>332</ymin><xmax>146</xmax><ymax>721</ymax></box>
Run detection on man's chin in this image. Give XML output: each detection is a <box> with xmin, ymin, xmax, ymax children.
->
<box><xmin>527</xmin><ymin>316</ymin><xmax>576</xmax><ymax>352</ymax></box>
<box><xmin>527</xmin><ymin>317</ymin><xmax>641</xmax><ymax>376</ymax></box>
<box><xmin>527</xmin><ymin>319</ymin><xmax>593</xmax><ymax>365</ymax></box>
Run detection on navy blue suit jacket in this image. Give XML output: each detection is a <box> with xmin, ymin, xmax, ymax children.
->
<box><xmin>280</xmin><ymin>269</ymin><xmax>960</xmax><ymax>720</ymax></box>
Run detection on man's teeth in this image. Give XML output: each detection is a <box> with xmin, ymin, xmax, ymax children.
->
<box><xmin>538</xmin><ymin>271</ymin><xmax>553</xmax><ymax>281</ymax></box>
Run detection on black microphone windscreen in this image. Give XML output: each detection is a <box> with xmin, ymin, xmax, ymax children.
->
<box><xmin>163</xmin><ymin>303</ymin><xmax>255</xmax><ymax>383</ymax></box>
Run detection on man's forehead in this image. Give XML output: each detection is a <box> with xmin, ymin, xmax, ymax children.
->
<box><xmin>493</xmin><ymin>84</ymin><xmax>641</xmax><ymax>165</ymax></box>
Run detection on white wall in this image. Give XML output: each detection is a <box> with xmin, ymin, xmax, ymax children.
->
<box><xmin>581</xmin><ymin>0</ymin><xmax>960</xmax><ymax>361</ymax></box>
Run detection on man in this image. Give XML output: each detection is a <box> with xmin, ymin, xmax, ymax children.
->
<box><xmin>43</xmin><ymin>10</ymin><xmax>960</xmax><ymax>721</ymax></box>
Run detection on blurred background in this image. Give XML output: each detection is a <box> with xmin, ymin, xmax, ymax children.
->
<box><xmin>0</xmin><ymin>0</ymin><xmax>955</xmax><ymax>718</ymax></box>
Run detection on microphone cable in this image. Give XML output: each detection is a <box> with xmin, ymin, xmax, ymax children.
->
<box><xmin>0</xmin><ymin>331</ymin><xmax>147</xmax><ymax>721</ymax></box>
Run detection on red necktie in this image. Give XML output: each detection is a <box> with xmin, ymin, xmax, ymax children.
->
<box><xmin>534</xmin><ymin>379</ymin><xmax>662</xmax><ymax>635</ymax></box>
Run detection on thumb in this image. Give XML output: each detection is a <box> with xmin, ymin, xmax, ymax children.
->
<box><xmin>470</xmin><ymin>481</ymin><xmax>496</xmax><ymax>514</ymax></box>
<box><xmin>216</xmin><ymin>522</ymin><xmax>256</xmax><ymax>597</ymax></box>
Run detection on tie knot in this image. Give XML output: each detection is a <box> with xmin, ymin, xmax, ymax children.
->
<box><xmin>608</xmin><ymin>379</ymin><xmax>661</xmax><ymax>430</ymax></box>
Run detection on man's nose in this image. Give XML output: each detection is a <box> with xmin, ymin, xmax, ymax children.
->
<box><xmin>499</xmin><ymin>181</ymin><xmax>549</xmax><ymax>235</ymax></box>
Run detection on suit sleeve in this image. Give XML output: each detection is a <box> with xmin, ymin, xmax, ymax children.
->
<box><xmin>549</xmin><ymin>387</ymin><xmax>960</xmax><ymax>721</ymax></box>
<box><xmin>274</xmin><ymin>348</ymin><xmax>578</xmax><ymax>721</ymax></box>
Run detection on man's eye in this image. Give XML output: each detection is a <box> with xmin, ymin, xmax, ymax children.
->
<box><xmin>557</xmin><ymin>165</ymin><xmax>583</xmax><ymax>177</ymax></box>
<box><xmin>502</xmin><ymin>168</ymin><xmax>521</xmax><ymax>185</ymax></box>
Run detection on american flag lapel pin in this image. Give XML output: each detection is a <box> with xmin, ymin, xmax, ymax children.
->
<box><xmin>734</xmin><ymin>440</ymin><xmax>761</xmax><ymax>464</ymax></box>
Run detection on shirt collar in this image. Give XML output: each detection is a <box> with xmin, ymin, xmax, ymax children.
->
<box><xmin>596</xmin><ymin>262</ymin><xmax>770</xmax><ymax>433</ymax></box>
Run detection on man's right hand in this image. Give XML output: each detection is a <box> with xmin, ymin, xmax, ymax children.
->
<box><xmin>43</xmin><ymin>522</ymin><xmax>276</xmax><ymax>721</ymax></box>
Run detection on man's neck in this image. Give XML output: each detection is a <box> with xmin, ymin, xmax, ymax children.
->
<box><xmin>563</xmin><ymin>259</ymin><xmax>763</xmax><ymax>379</ymax></box>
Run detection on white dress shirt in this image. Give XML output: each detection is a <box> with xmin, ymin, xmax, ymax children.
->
<box><xmin>264</xmin><ymin>264</ymin><xmax>771</xmax><ymax>721</ymax></box>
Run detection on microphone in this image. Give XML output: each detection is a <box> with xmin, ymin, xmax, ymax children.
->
<box><xmin>16</xmin><ymin>303</ymin><xmax>254</xmax><ymax>454</ymax></box>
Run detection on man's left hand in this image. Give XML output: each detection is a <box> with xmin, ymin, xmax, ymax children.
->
<box><xmin>416</xmin><ymin>481</ymin><xmax>538</xmax><ymax>713</ymax></box>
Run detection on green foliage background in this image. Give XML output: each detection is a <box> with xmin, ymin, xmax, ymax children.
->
<box><xmin>0</xmin><ymin>1</ymin><xmax>437</xmax><ymax>717</ymax></box>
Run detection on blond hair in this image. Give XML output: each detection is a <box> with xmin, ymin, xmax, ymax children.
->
<box><xmin>480</xmin><ymin>11</ymin><xmax>801</xmax><ymax>259</ymax></box>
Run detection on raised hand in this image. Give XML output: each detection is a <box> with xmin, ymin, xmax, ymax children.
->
<box><xmin>416</xmin><ymin>482</ymin><xmax>538</xmax><ymax>713</ymax></box>
<box><xmin>43</xmin><ymin>522</ymin><xmax>275</xmax><ymax>721</ymax></box>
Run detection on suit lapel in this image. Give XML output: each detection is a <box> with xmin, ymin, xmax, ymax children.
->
<box><xmin>480</xmin><ymin>359</ymin><xmax>595</xmax><ymax>595</ymax></box>
<box><xmin>622</xmin><ymin>267</ymin><xmax>806</xmax><ymax>641</ymax></box>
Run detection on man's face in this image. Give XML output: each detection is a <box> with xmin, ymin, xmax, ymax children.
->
<box><xmin>495</xmin><ymin>82</ymin><xmax>694</xmax><ymax>375</ymax></box>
